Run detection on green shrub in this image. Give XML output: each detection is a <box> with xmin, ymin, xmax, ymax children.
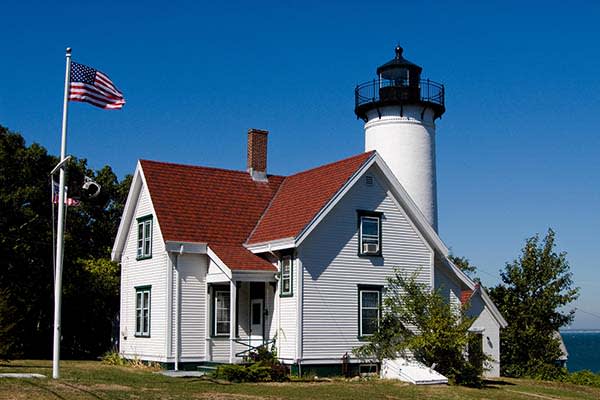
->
<box><xmin>215</xmin><ymin>363</ymin><xmax>270</xmax><ymax>382</ymax></box>
<box><xmin>454</xmin><ymin>362</ymin><xmax>484</xmax><ymax>388</ymax></box>
<box><xmin>215</xmin><ymin>364</ymin><xmax>249</xmax><ymax>382</ymax></box>
<box><xmin>101</xmin><ymin>349</ymin><xmax>126</xmax><ymax>366</ymax></box>
<box><xmin>247</xmin><ymin>362</ymin><xmax>273</xmax><ymax>382</ymax></box>
<box><xmin>267</xmin><ymin>362</ymin><xmax>289</xmax><ymax>382</ymax></box>
<box><xmin>101</xmin><ymin>349</ymin><xmax>161</xmax><ymax>371</ymax></box>
<box><xmin>214</xmin><ymin>361</ymin><xmax>289</xmax><ymax>382</ymax></box>
<box><xmin>247</xmin><ymin>344</ymin><xmax>278</xmax><ymax>364</ymax></box>
<box><xmin>564</xmin><ymin>370</ymin><xmax>600</xmax><ymax>388</ymax></box>
<box><xmin>529</xmin><ymin>364</ymin><xmax>568</xmax><ymax>381</ymax></box>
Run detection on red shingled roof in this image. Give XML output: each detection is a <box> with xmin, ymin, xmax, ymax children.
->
<box><xmin>140</xmin><ymin>160</ymin><xmax>284</xmax><ymax>271</ymax></box>
<box><xmin>246</xmin><ymin>152</ymin><xmax>375</xmax><ymax>245</ymax></box>
<box><xmin>460</xmin><ymin>283</ymin><xmax>480</xmax><ymax>305</ymax></box>
<box><xmin>140</xmin><ymin>151</ymin><xmax>374</xmax><ymax>271</ymax></box>
<box><xmin>459</xmin><ymin>289</ymin><xmax>473</xmax><ymax>305</ymax></box>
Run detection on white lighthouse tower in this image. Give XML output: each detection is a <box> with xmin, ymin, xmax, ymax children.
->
<box><xmin>355</xmin><ymin>46</ymin><xmax>445</xmax><ymax>231</ymax></box>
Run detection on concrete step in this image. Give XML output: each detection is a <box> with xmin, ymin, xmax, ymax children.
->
<box><xmin>199</xmin><ymin>361</ymin><xmax>224</xmax><ymax>367</ymax></box>
<box><xmin>197</xmin><ymin>361</ymin><xmax>225</xmax><ymax>374</ymax></box>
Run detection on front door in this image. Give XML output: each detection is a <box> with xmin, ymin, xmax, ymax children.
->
<box><xmin>250</xmin><ymin>298</ymin><xmax>264</xmax><ymax>346</ymax></box>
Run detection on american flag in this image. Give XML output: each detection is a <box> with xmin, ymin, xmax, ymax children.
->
<box><xmin>69</xmin><ymin>62</ymin><xmax>125</xmax><ymax>109</ymax></box>
<box><xmin>52</xmin><ymin>181</ymin><xmax>81</xmax><ymax>207</ymax></box>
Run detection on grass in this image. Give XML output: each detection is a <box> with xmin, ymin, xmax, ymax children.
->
<box><xmin>0</xmin><ymin>360</ymin><xmax>599</xmax><ymax>400</ymax></box>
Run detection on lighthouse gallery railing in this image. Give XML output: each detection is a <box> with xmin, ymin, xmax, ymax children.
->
<box><xmin>354</xmin><ymin>78</ymin><xmax>445</xmax><ymax>109</ymax></box>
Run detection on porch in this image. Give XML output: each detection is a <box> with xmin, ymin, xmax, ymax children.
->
<box><xmin>205</xmin><ymin>280</ymin><xmax>277</xmax><ymax>363</ymax></box>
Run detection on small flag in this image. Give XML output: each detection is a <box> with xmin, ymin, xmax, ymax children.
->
<box><xmin>69</xmin><ymin>62</ymin><xmax>125</xmax><ymax>109</ymax></box>
<box><xmin>65</xmin><ymin>197</ymin><xmax>81</xmax><ymax>207</ymax></box>
<box><xmin>52</xmin><ymin>181</ymin><xmax>81</xmax><ymax>207</ymax></box>
<box><xmin>52</xmin><ymin>181</ymin><xmax>59</xmax><ymax>204</ymax></box>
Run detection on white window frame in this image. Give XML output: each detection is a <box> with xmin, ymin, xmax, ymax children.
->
<box><xmin>280</xmin><ymin>256</ymin><xmax>292</xmax><ymax>297</ymax></box>
<box><xmin>135</xmin><ymin>287</ymin><xmax>151</xmax><ymax>337</ymax></box>
<box><xmin>359</xmin><ymin>214</ymin><xmax>381</xmax><ymax>255</ymax></box>
<box><xmin>214</xmin><ymin>290</ymin><xmax>230</xmax><ymax>336</ymax></box>
<box><xmin>137</xmin><ymin>216</ymin><xmax>152</xmax><ymax>259</ymax></box>
<box><xmin>359</xmin><ymin>289</ymin><xmax>380</xmax><ymax>337</ymax></box>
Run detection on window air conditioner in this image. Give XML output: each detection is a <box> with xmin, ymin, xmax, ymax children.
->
<box><xmin>363</xmin><ymin>243</ymin><xmax>379</xmax><ymax>254</ymax></box>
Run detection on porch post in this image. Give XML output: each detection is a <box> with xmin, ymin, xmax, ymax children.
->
<box><xmin>229</xmin><ymin>280</ymin><xmax>237</xmax><ymax>363</ymax></box>
<box><xmin>206</xmin><ymin>285</ymin><xmax>212</xmax><ymax>361</ymax></box>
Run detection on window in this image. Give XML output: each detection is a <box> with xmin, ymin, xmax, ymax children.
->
<box><xmin>358</xmin><ymin>210</ymin><xmax>382</xmax><ymax>256</ymax></box>
<box><xmin>359</xmin><ymin>287</ymin><xmax>381</xmax><ymax>337</ymax></box>
<box><xmin>214</xmin><ymin>290</ymin><xmax>230</xmax><ymax>336</ymax></box>
<box><xmin>135</xmin><ymin>286</ymin><xmax>151</xmax><ymax>337</ymax></box>
<box><xmin>280</xmin><ymin>256</ymin><xmax>293</xmax><ymax>297</ymax></box>
<box><xmin>136</xmin><ymin>215</ymin><xmax>152</xmax><ymax>259</ymax></box>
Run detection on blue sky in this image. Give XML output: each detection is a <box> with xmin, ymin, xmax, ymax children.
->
<box><xmin>1</xmin><ymin>1</ymin><xmax>599</xmax><ymax>328</ymax></box>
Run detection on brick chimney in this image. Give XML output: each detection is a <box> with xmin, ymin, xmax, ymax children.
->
<box><xmin>247</xmin><ymin>128</ymin><xmax>268</xmax><ymax>182</ymax></box>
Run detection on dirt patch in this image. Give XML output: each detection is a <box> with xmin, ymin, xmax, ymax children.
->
<box><xmin>259</xmin><ymin>381</ymin><xmax>334</xmax><ymax>387</ymax></box>
<box><xmin>194</xmin><ymin>393</ymin><xmax>281</xmax><ymax>400</ymax></box>
<box><xmin>505</xmin><ymin>389</ymin><xmax>562</xmax><ymax>400</ymax></box>
<box><xmin>88</xmin><ymin>383</ymin><xmax>134</xmax><ymax>391</ymax></box>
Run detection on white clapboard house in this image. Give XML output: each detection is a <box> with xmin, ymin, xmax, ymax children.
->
<box><xmin>111</xmin><ymin>48</ymin><xmax>507</xmax><ymax>380</ymax></box>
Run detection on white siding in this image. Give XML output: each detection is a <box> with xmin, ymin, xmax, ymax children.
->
<box><xmin>119</xmin><ymin>184</ymin><xmax>168</xmax><ymax>360</ymax></box>
<box><xmin>434</xmin><ymin>262</ymin><xmax>463</xmax><ymax>312</ymax></box>
<box><xmin>298</xmin><ymin>166</ymin><xmax>433</xmax><ymax>360</ymax></box>
<box><xmin>210</xmin><ymin>337</ymin><xmax>230</xmax><ymax>362</ymax></box>
<box><xmin>207</xmin><ymin>259</ymin><xmax>229</xmax><ymax>283</ymax></box>
<box><xmin>468</xmin><ymin>294</ymin><xmax>501</xmax><ymax>378</ymax></box>
<box><xmin>170</xmin><ymin>253</ymin><xmax>208</xmax><ymax>361</ymax></box>
<box><xmin>277</xmin><ymin>258</ymin><xmax>297</xmax><ymax>361</ymax></box>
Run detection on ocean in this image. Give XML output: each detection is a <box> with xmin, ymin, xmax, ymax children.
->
<box><xmin>561</xmin><ymin>330</ymin><xmax>600</xmax><ymax>373</ymax></box>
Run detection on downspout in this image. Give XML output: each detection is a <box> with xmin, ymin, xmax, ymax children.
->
<box><xmin>174</xmin><ymin>244</ymin><xmax>183</xmax><ymax>371</ymax></box>
<box><xmin>165</xmin><ymin>254</ymin><xmax>172</xmax><ymax>364</ymax></box>
<box><xmin>276</xmin><ymin>260</ymin><xmax>282</xmax><ymax>360</ymax></box>
<box><xmin>295</xmin><ymin>251</ymin><xmax>304</xmax><ymax>374</ymax></box>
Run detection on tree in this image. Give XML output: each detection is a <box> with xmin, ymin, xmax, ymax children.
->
<box><xmin>489</xmin><ymin>229</ymin><xmax>579</xmax><ymax>378</ymax></box>
<box><xmin>0</xmin><ymin>125</ymin><xmax>130</xmax><ymax>359</ymax></box>
<box><xmin>0</xmin><ymin>288</ymin><xmax>24</xmax><ymax>360</ymax></box>
<box><xmin>354</xmin><ymin>271</ymin><xmax>483</xmax><ymax>385</ymax></box>
<box><xmin>448</xmin><ymin>254</ymin><xmax>477</xmax><ymax>277</ymax></box>
<box><xmin>0</xmin><ymin>126</ymin><xmax>57</xmax><ymax>357</ymax></box>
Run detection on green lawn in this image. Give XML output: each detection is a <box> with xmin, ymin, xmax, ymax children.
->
<box><xmin>1</xmin><ymin>360</ymin><xmax>599</xmax><ymax>400</ymax></box>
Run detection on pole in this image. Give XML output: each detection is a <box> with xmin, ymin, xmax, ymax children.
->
<box><xmin>52</xmin><ymin>47</ymin><xmax>72</xmax><ymax>380</ymax></box>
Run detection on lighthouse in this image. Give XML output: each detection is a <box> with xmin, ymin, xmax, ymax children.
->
<box><xmin>355</xmin><ymin>46</ymin><xmax>445</xmax><ymax>231</ymax></box>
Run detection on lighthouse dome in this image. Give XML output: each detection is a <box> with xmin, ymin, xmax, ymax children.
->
<box><xmin>376</xmin><ymin>45</ymin><xmax>423</xmax><ymax>82</ymax></box>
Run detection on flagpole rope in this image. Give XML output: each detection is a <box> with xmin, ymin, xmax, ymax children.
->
<box><xmin>51</xmin><ymin>177</ymin><xmax>56</xmax><ymax>285</ymax></box>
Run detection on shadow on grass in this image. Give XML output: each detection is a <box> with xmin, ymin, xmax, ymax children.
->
<box><xmin>482</xmin><ymin>379</ymin><xmax>517</xmax><ymax>389</ymax></box>
<box><xmin>21</xmin><ymin>379</ymin><xmax>67</xmax><ymax>400</ymax></box>
<box><xmin>0</xmin><ymin>363</ymin><xmax>52</xmax><ymax>369</ymax></box>
<box><xmin>192</xmin><ymin>376</ymin><xmax>233</xmax><ymax>385</ymax></box>
<box><xmin>59</xmin><ymin>381</ymin><xmax>105</xmax><ymax>400</ymax></box>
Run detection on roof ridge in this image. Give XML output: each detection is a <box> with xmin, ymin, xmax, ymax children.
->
<box><xmin>286</xmin><ymin>151</ymin><xmax>375</xmax><ymax>178</ymax></box>
<box><xmin>140</xmin><ymin>159</ymin><xmax>286</xmax><ymax>179</ymax></box>
<box><xmin>140</xmin><ymin>152</ymin><xmax>373</xmax><ymax>180</ymax></box>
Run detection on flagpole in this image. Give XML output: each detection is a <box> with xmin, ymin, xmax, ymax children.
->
<box><xmin>52</xmin><ymin>47</ymin><xmax>72</xmax><ymax>380</ymax></box>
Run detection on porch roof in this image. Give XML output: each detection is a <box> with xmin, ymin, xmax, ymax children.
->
<box><xmin>210</xmin><ymin>244</ymin><xmax>276</xmax><ymax>272</ymax></box>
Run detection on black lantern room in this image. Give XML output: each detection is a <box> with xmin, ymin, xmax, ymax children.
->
<box><xmin>354</xmin><ymin>46</ymin><xmax>445</xmax><ymax>121</ymax></box>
